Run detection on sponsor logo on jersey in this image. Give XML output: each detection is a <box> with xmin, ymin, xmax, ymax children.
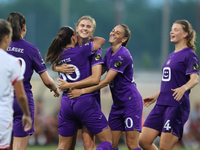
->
<box><xmin>95</xmin><ymin>53</ymin><xmax>101</xmax><ymax>61</ymax></box>
<box><xmin>166</xmin><ymin>59</ymin><xmax>171</xmax><ymax>65</ymax></box>
<box><xmin>193</xmin><ymin>63</ymin><xmax>199</xmax><ymax>70</ymax></box>
<box><xmin>114</xmin><ymin>60</ymin><xmax>122</xmax><ymax>68</ymax></box>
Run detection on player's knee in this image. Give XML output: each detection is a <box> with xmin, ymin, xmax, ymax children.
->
<box><xmin>13</xmin><ymin>145</ymin><xmax>26</xmax><ymax>150</ymax></box>
<box><xmin>159</xmin><ymin>144</ymin><xmax>170</xmax><ymax>150</ymax></box>
<box><xmin>126</xmin><ymin>139</ymin><xmax>138</xmax><ymax>150</ymax></box>
<box><xmin>83</xmin><ymin>139</ymin><xmax>95</xmax><ymax>150</ymax></box>
<box><xmin>139</xmin><ymin>137</ymin><xmax>148</xmax><ymax>148</ymax></box>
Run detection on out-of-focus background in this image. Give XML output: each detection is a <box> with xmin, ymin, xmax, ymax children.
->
<box><xmin>1</xmin><ymin>0</ymin><xmax>200</xmax><ymax>149</ymax></box>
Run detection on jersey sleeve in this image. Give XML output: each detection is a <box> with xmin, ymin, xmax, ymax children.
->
<box><xmin>79</xmin><ymin>40</ymin><xmax>94</xmax><ymax>57</ymax></box>
<box><xmin>11</xmin><ymin>59</ymin><xmax>24</xmax><ymax>85</ymax></box>
<box><xmin>32</xmin><ymin>48</ymin><xmax>47</xmax><ymax>74</ymax></box>
<box><xmin>110</xmin><ymin>54</ymin><xmax>130</xmax><ymax>73</ymax></box>
<box><xmin>89</xmin><ymin>48</ymin><xmax>103</xmax><ymax>67</ymax></box>
<box><xmin>186</xmin><ymin>52</ymin><xmax>199</xmax><ymax>75</ymax></box>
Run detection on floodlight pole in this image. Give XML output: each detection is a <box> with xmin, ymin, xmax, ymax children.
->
<box><xmin>61</xmin><ymin>0</ymin><xmax>69</xmax><ymax>27</ymax></box>
<box><xmin>160</xmin><ymin>0</ymin><xmax>170</xmax><ymax>68</ymax></box>
<box><xmin>196</xmin><ymin>0</ymin><xmax>200</xmax><ymax>33</ymax></box>
<box><xmin>114</xmin><ymin>0</ymin><xmax>124</xmax><ymax>25</ymax></box>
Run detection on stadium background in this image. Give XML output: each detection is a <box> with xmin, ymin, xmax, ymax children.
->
<box><xmin>0</xmin><ymin>0</ymin><xmax>200</xmax><ymax>149</ymax></box>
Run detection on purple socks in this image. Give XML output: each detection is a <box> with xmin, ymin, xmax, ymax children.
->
<box><xmin>96</xmin><ymin>141</ymin><xmax>112</xmax><ymax>150</ymax></box>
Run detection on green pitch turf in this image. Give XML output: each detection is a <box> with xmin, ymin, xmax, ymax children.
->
<box><xmin>26</xmin><ymin>145</ymin><xmax>195</xmax><ymax>150</ymax></box>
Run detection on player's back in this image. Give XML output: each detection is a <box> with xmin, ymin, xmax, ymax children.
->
<box><xmin>59</xmin><ymin>42</ymin><xmax>95</xmax><ymax>98</ymax></box>
<box><xmin>59</xmin><ymin>42</ymin><xmax>93</xmax><ymax>83</ymax></box>
<box><xmin>7</xmin><ymin>39</ymin><xmax>46</xmax><ymax>91</ymax></box>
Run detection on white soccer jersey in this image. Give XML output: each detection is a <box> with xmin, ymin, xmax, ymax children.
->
<box><xmin>0</xmin><ymin>48</ymin><xmax>23</xmax><ymax>122</ymax></box>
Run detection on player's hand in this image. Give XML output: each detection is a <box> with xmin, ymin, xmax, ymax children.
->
<box><xmin>57</xmin><ymin>78</ymin><xmax>71</xmax><ymax>91</ymax></box>
<box><xmin>67</xmin><ymin>89</ymin><xmax>82</xmax><ymax>99</ymax></box>
<box><xmin>171</xmin><ymin>85</ymin><xmax>187</xmax><ymax>101</ymax></box>
<box><xmin>50</xmin><ymin>88</ymin><xmax>60</xmax><ymax>97</ymax></box>
<box><xmin>143</xmin><ymin>95</ymin><xmax>157</xmax><ymax>107</ymax></box>
<box><xmin>60</xmin><ymin>64</ymin><xmax>75</xmax><ymax>74</ymax></box>
<box><xmin>22</xmin><ymin>114</ymin><xmax>32</xmax><ymax>132</ymax></box>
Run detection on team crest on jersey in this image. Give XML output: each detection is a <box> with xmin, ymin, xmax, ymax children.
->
<box><xmin>114</xmin><ymin>60</ymin><xmax>122</xmax><ymax>68</ymax></box>
<box><xmin>166</xmin><ymin>59</ymin><xmax>171</xmax><ymax>65</ymax></box>
<box><xmin>193</xmin><ymin>63</ymin><xmax>199</xmax><ymax>70</ymax></box>
<box><xmin>95</xmin><ymin>53</ymin><xmax>101</xmax><ymax>61</ymax></box>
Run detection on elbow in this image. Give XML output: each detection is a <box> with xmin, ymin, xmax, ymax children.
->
<box><xmin>102</xmin><ymin>38</ymin><xmax>106</xmax><ymax>45</ymax></box>
<box><xmin>91</xmin><ymin>78</ymin><xmax>100</xmax><ymax>85</ymax></box>
<box><xmin>195</xmin><ymin>77</ymin><xmax>199</xmax><ymax>85</ymax></box>
<box><xmin>16</xmin><ymin>94</ymin><xmax>27</xmax><ymax>103</ymax></box>
<box><xmin>100</xmin><ymin>38</ymin><xmax>106</xmax><ymax>46</ymax></box>
<box><xmin>94</xmin><ymin>78</ymin><xmax>100</xmax><ymax>85</ymax></box>
<box><xmin>44</xmin><ymin>80</ymin><xmax>52</xmax><ymax>87</ymax></box>
<box><xmin>102</xmin><ymin>80</ymin><xmax>110</xmax><ymax>87</ymax></box>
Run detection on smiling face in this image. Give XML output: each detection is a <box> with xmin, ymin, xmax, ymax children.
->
<box><xmin>76</xmin><ymin>19</ymin><xmax>94</xmax><ymax>39</ymax></box>
<box><xmin>109</xmin><ymin>25</ymin><xmax>127</xmax><ymax>46</ymax></box>
<box><xmin>170</xmin><ymin>23</ymin><xmax>188</xmax><ymax>44</ymax></box>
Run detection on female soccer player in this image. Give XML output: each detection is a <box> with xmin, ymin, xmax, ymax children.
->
<box><xmin>0</xmin><ymin>19</ymin><xmax>32</xmax><ymax>150</ymax></box>
<box><xmin>64</xmin><ymin>24</ymin><xmax>143</xmax><ymax>150</ymax></box>
<box><xmin>45</xmin><ymin>26</ymin><xmax>112</xmax><ymax>150</ymax></box>
<box><xmin>53</xmin><ymin>15</ymin><xmax>104</xmax><ymax>150</ymax></box>
<box><xmin>7</xmin><ymin>12</ymin><xmax>59</xmax><ymax>150</ymax></box>
<box><xmin>139</xmin><ymin>20</ymin><xmax>199</xmax><ymax>150</ymax></box>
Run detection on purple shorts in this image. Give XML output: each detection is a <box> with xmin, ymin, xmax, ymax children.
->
<box><xmin>143</xmin><ymin>104</ymin><xmax>189</xmax><ymax>140</ymax></box>
<box><xmin>108</xmin><ymin>99</ymin><xmax>143</xmax><ymax>132</ymax></box>
<box><xmin>58</xmin><ymin>95</ymin><xmax>108</xmax><ymax>137</ymax></box>
<box><xmin>13</xmin><ymin>91</ymin><xmax>35</xmax><ymax>137</ymax></box>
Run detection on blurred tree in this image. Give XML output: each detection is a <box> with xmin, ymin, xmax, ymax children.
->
<box><xmin>0</xmin><ymin>0</ymin><xmax>198</xmax><ymax>70</ymax></box>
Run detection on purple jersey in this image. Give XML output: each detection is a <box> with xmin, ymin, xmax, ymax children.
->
<box><xmin>103</xmin><ymin>46</ymin><xmax>142</xmax><ymax>106</ymax></box>
<box><xmin>58</xmin><ymin>41</ymin><xmax>94</xmax><ymax>97</ymax></box>
<box><xmin>58</xmin><ymin>42</ymin><xmax>109</xmax><ymax>136</ymax></box>
<box><xmin>7</xmin><ymin>39</ymin><xmax>46</xmax><ymax>137</ymax></box>
<box><xmin>89</xmin><ymin>48</ymin><xmax>103</xmax><ymax>105</ymax></box>
<box><xmin>7</xmin><ymin>39</ymin><xmax>47</xmax><ymax>91</ymax></box>
<box><xmin>157</xmin><ymin>47</ymin><xmax>199</xmax><ymax>111</ymax></box>
<box><xmin>90</xmin><ymin>48</ymin><xmax>103</xmax><ymax>67</ymax></box>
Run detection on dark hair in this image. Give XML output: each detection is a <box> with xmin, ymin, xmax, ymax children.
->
<box><xmin>7</xmin><ymin>12</ymin><xmax>26</xmax><ymax>41</ymax></box>
<box><xmin>175</xmin><ymin>20</ymin><xmax>196</xmax><ymax>51</ymax></box>
<box><xmin>45</xmin><ymin>26</ymin><xmax>75</xmax><ymax>64</ymax></box>
<box><xmin>119</xmin><ymin>24</ymin><xmax>131</xmax><ymax>47</ymax></box>
<box><xmin>0</xmin><ymin>19</ymin><xmax>11</xmax><ymax>43</ymax></box>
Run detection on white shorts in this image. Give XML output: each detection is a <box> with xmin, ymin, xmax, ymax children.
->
<box><xmin>0</xmin><ymin>121</ymin><xmax>12</xmax><ymax>149</ymax></box>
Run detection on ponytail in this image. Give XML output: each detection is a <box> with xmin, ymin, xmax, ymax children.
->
<box><xmin>45</xmin><ymin>36</ymin><xmax>64</xmax><ymax>64</ymax></box>
<box><xmin>7</xmin><ymin>12</ymin><xmax>26</xmax><ymax>41</ymax></box>
<box><xmin>45</xmin><ymin>26</ymin><xmax>75</xmax><ymax>64</ymax></box>
<box><xmin>119</xmin><ymin>24</ymin><xmax>131</xmax><ymax>47</ymax></box>
<box><xmin>186</xmin><ymin>29</ymin><xmax>196</xmax><ymax>51</ymax></box>
<box><xmin>175</xmin><ymin>20</ymin><xmax>196</xmax><ymax>51</ymax></box>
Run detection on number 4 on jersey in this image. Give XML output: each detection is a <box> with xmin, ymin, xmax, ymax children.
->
<box><xmin>164</xmin><ymin>120</ymin><xmax>171</xmax><ymax>131</ymax></box>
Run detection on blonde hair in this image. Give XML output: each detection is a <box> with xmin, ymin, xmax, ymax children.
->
<box><xmin>75</xmin><ymin>15</ymin><xmax>96</xmax><ymax>39</ymax></box>
<box><xmin>175</xmin><ymin>20</ymin><xmax>196</xmax><ymax>51</ymax></box>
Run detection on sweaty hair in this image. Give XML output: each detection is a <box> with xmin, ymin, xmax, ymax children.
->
<box><xmin>175</xmin><ymin>20</ymin><xmax>196</xmax><ymax>51</ymax></box>
<box><xmin>75</xmin><ymin>15</ymin><xmax>96</xmax><ymax>39</ymax></box>
<box><xmin>45</xmin><ymin>26</ymin><xmax>74</xmax><ymax>64</ymax></box>
<box><xmin>119</xmin><ymin>24</ymin><xmax>131</xmax><ymax>47</ymax></box>
<box><xmin>7</xmin><ymin>12</ymin><xmax>26</xmax><ymax>41</ymax></box>
<box><xmin>0</xmin><ymin>19</ymin><xmax>11</xmax><ymax>43</ymax></box>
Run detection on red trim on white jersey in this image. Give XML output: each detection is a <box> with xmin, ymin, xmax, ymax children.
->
<box><xmin>12</xmin><ymin>76</ymin><xmax>19</xmax><ymax>85</ymax></box>
<box><xmin>0</xmin><ymin>143</ymin><xmax>10</xmax><ymax>149</ymax></box>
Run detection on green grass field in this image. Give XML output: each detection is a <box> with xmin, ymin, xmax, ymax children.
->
<box><xmin>26</xmin><ymin>145</ymin><xmax>196</xmax><ymax>150</ymax></box>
